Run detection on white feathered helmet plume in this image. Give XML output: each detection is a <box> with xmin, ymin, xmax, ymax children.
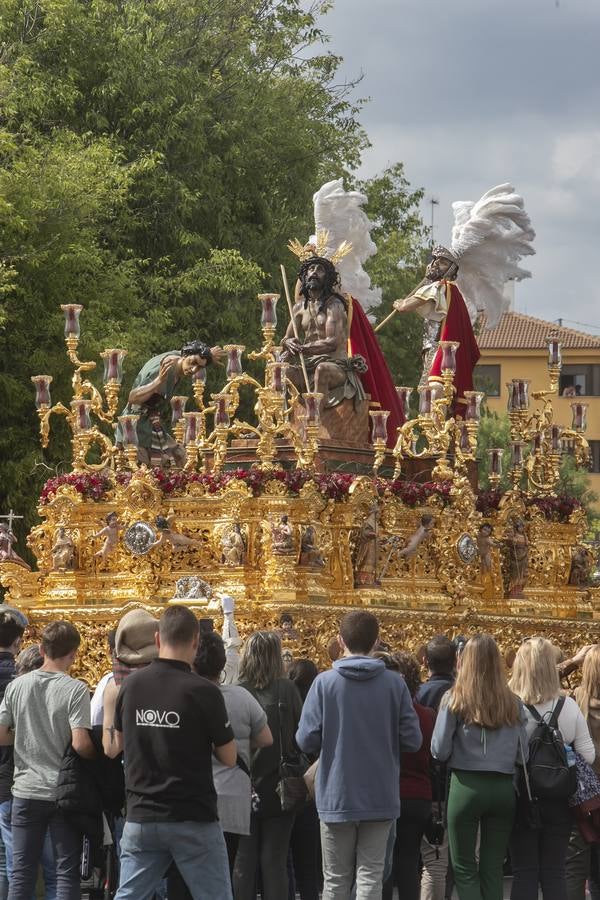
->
<box><xmin>432</xmin><ymin>183</ymin><xmax>535</xmax><ymax>329</ymax></box>
<box><xmin>288</xmin><ymin>179</ymin><xmax>382</xmax><ymax>314</ymax></box>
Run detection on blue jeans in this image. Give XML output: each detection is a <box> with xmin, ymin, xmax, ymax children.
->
<box><xmin>8</xmin><ymin>798</ymin><xmax>80</xmax><ymax>900</ymax></box>
<box><xmin>115</xmin><ymin>820</ymin><xmax>232</xmax><ymax>900</ymax></box>
<box><xmin>0</xmin><ymin>800</ymin><xmax>57</xmax><ymax>900</ymax></box>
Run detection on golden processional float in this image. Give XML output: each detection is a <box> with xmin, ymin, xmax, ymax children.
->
<box><xmin>0</xmin><ymin>298</ymin><xmax>598</xmax><ymax>683</ymax></box>
<box><xmin>1</xmin><ymin>179</ymin><xmax>599</xmax><ymax>682</ymax></box>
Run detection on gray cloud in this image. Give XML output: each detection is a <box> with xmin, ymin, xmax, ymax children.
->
<box><xmin>323</xmin><ymin>0</ymin><xmax>600</xmax><ymax>331</ymax></box>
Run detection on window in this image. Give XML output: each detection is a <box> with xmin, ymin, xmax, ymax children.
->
<box><xmin>590</xmin><ymin>441</ymin><xmax>600</xmax><ymax>474</ymax></box>
<box><xmin>474</xmin><ymin>364</ymin><xmax>501</xmax><ymax>397</ymax></box>
<box><xmin>559</xmin><ymin>365</ymin><xmax>600</xmax><ymax>397</ymax></box>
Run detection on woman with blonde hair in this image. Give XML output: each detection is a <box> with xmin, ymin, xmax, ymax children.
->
<box><xmin>431</xmin><ymin>633</ymin><xmax>526</xmax><ymax>900</ymax></box>
<box><xmin>565</xmin><ymin>645</ymin><xmax>600</xmax><ymax>900</ymax></box>
<box><xmin>233</xmin><ymin>631</ymin><xmax>303</xmax><ymax>900</ymax></box>
<box><xmin>509</xmin><ymin>637</ymin><xmax>594</xmax><ymax>900</ymax></box>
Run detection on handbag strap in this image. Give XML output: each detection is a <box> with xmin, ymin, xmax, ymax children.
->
<box><xmin>276</xmin><ymin>680</ymin><xmax>285</xmax><ymax>768</ymax></box>
<box><xmin>519</xmin><ymin>735</ymin><xmax>534</xmax><ymax>802</ymax></box>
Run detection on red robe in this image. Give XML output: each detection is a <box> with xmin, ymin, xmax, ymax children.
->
<box><xmin>348</xmin><ymin>297</ymin><xmax>405</xmax><ymax>447</ymax></box>
<box><xmin>428</xmin><ymin>282</ymin><xmax>480</xmax><ymax>406</ymax></box>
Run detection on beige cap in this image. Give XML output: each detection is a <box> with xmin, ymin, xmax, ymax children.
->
<box><xmin>115</xmin><ymin>609</ymin><xmax>159</xmax><ymax>666</ymax></box>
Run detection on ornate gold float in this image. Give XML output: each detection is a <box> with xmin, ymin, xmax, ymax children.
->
<box><xmin>2</xmin><ymin>300</ymin><xmax>600</xmax><ymax>683</ymax></box>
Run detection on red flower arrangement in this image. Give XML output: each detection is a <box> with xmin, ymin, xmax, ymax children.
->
<box><xmin>387</xmin><ymin>480</ymin><xmax>453</xmax><ymax>507</ymax></box>
<box><xmin>40</xmin><ymin>472</ymin><xmax>113</xmax><ymax>505</ymax></box>
<box><xmin>42</xmin><ymin>468</ymin><xmax>580</xmax><ymax>523</ymax></box>
<box><xmin>475</xmin><ymin>489</ymin><xmax>504</xmax><ymax>516</ymax></box>
<box><xmin>528</xmin><ymin>494</ymin><xmax>582</xmax><ymax>523</ymax></box>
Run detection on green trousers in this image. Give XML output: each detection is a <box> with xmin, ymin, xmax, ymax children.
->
<box><xmin>447</xmin><ymin>770</ymin><xmax>516</xmax><ymax>900</ymax></box>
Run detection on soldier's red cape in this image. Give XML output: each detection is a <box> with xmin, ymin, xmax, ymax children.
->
<box><xmin>348</xmin><ymin>298</ymin><xmax>405</xmax><ymax>447</ymax></box>
<box><xmin>429</xmin><ymin>282</ymin><xmax>480</xmax><ymax>407</ymax></box>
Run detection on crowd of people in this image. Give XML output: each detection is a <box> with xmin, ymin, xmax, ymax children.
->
<box><xmin>0</xmin><ymin>600</ymin><xmax>598</xmax><ymax>900</ymax></box>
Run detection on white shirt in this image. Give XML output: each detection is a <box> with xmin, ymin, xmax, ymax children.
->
<box><xmin>90</xmin><ymin>671</ymin><xmax>114</xmax><ymax>727</ymax></box>
<box><xmin>523</xmin><ymin>695</ymin><xmax>595</xmax><ymax>764</ymax></box>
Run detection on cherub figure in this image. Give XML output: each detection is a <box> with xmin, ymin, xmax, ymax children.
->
<box><xmin>94</xmin><ymin>512</ymin><xmax>120</xmax><ymax>560</ymax></box>
<box><xmin>0</xmin><ymin>524</ymin><xmax>31</xmax><ymax>571</ymax></box>
<box><xmin>52</xmin><ymin>527</ymin><xmax>76</xmax><ymax>571</ymax></box>
<box><xmin>397</xmin><ymin>515</ymin><xmax>434</xmax><ymax>559</ymax></box>
<box><xmin>152</xmin><ymin>515</ymin><xmax>202</xmax><ymax>551</ymax></box>
<box><xmin>221</xmin><ymin>524</ymin><xmax>246</xmax><ymax>567</ymax></box>
<box><xmin>477</xmin><ymin>523</ymin><xmax>500</xmax><ymax>575</ymax></box>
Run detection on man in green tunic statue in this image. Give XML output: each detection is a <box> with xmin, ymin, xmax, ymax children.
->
<box><xmin>116</xmin><ymin>340</ymin><xmax>224</xmax><ymax>466</ymax></box>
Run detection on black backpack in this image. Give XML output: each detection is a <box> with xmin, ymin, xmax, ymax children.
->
<box><xmin>525</xmin><ymin>697</ymin><xmax>576</xmax><ymax>800</ymax></box>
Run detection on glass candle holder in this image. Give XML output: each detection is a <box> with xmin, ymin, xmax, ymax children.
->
<box><xmin>224</xmin><ymin>345</ymin><xmax>245</xmax><ymax>378</ymax></box>
<box><xmin>549</xmin><ymin>424</ymin><xmax>562</xmax><ymax>451</ymax></box>
<box><xmin>101</xmin><ymin>349</ymin><xmax>127</xmax><ymax>384</ymax></box>
<box><xmin>213</xmin><ymin>394</ymin><xmax>231</xmax><ymax>428</ymax></box>
<box><xmin>184</xmin><ymin>412</ymin><xmax>203</xmax><ymax>445</ymax></box>
<box><xmin>258</xmin><ymin>293</ymin><xmax>279</xmax><ymax>329</ymax></box>
<box><xmin>31</xmin><ymin>376</ymin><xmax>53</xmax><ymax>408</ymax></box>
<box><xmin>488</xmin><ymin>447</ymin><xmax>504</xmax><ymax>478</ymax></box>
<box><xmin>268</xmin><ymin>361</ymin><xmax>288</xmax><ymax>395</ymax></box>
<box><xmin>548</xmin><ymin>338</ymin><xmax>562</xmax><ymax>368</ymax></box>
<box><xmin>60</xmin><ymin>304</ymin><xmax>83</xmax><ymax>338</ymax></box>
<box><xmin>531</xmin><ymin>433</ymin><xmax>542</xmax><ymax>454</ymax></box>
<box><xmin>561</xmin><ymin>435</ymin><xmax>575</xmax><ymax>454</ymax></box>
<box><xmin>303</xmin><ymin>392</ymin><xmax>323</xmax><ymax>426</ymax></box>
<box><xmin>418</xmin><ymin>386</ymin><xmax>433</xmax><ymax>417</ymax></box>
<box><xmin>510</xmin><ymin>441</ymin><xmax>525</xmax><ymax>469</ymax></box>
<box><xmin>506</xmin><ymin>382</ymin><xmax>517</xmax><ymax>412</ymax></box>
<box><xmin>571</xmin><ymin>402</ymin><xmax>588</xmax><ymax>432</ymax></box>
<box><xmin>512</xmin><ymin>379</ymin><xmax>531</xmax><ymax>410</ymax></box>
<box><xmin>193</xmin><ymin>366</ymin><xmax>208</xmax><ymax>387</ymax></box>
<box><xmin>118</xmin><ymin>415</ymin><xmax>139</xmax><ymax>447</ymax></box>
<box><xmin>463</xmin><ymin>391</ymin><xmax>484</xmax><ymax>421</ymax></box>
<box><xmin>370</xmin><ymin>410</ymin><xmax>390</xmax><ymax>444</ymax></box>
<box><xmin>395</xmin><ymin>386</ymin><xmax>413</xmax><ymax>420</ymax></box>
<box><xmin>170</xmin><ymin>395</ymin><xmax>187</xmax><ymax>425</ymax></box>
<box><xmin>70</xmin><ymin>400</ymin><xmax>92</xmax><ymax>432</ymax></box>
<box><xmin>439</xmin><ymin>340</ymin><xmax>460</xmax><ymax>373</ymax></box>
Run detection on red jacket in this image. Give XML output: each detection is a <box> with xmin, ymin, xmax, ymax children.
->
<box><xmin>400</xmin><ymin>702</ymin><xmax>435</xmax><ymax>800</ymax></box>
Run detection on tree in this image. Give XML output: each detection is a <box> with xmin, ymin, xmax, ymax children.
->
<box><xmin>357</xmin><ymin>163</ymin><xmax>430</xmax><ymax>395</ymax></box>
<box><xmin>0</xmin><ymin>0</ymin><xmax>367</xmax><ymax>542</ymax></box>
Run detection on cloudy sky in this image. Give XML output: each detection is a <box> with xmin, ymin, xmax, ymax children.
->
<box><xmin>323</xmin><ymin>0</ymin><xmax>600</xmax><ymax>332</ymax></box>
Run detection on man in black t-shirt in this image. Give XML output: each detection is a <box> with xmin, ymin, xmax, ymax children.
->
<box><xmin>110</xmin><ymin>605</ymin><xmax>236</xmax><ymax>900</ymax></box>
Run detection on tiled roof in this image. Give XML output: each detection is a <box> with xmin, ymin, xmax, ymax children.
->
<box><xmin>478</xmin><ymin>312</ymin><xmax>600</xmax><ymax>351</ymax></box>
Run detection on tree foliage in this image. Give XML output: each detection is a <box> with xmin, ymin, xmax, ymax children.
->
<box><xmin>357</xmin><ymin>163</ymin><xmax>429</xmax><ymax>394</ymax></box>
<box><xmin>0</xmin><ymin>0</ymin><xmax>368</xmax><ymax>541</ymax></box>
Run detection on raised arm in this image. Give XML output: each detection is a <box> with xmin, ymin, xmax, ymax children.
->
<box><xmin>128</xmin><ymin>355</ymin><xmax>180</xmax><ymax>406</ymax></box>
<box><xmin>102</xmin><ymin>678</ymin><xmax>123</xmax><ymax>758</ymax></box>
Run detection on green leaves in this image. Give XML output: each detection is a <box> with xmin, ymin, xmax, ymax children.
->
<box><xmin>0</xmin><ymin>0</ymin><xmax>367</xmax><ymax>548</ymax></box>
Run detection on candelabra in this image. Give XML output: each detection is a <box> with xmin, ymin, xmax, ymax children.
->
<box><xmin>506</xmin><ymin>338</ymin><xmax>590</xmax><ymax>495</ymax></box>
<box><xmin>248</xmin><ymin>294</ymin><xmax>280</xmax><ymax>361</ymax></box>
<box><xmin>392</xmin><ymin>342</ymin><xmax>483</xmax><ymax>482</ymax></box>
<box><xmin>32</xmin><ymin>305</ymin><xmax>127</xmax><ymax>471</ymax></box>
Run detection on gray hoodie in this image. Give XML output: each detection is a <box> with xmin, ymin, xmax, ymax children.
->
<box><xmin>296</xmin><ymin>656</ymin><xmax>422</xmax><ymax>823</ymax></box>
